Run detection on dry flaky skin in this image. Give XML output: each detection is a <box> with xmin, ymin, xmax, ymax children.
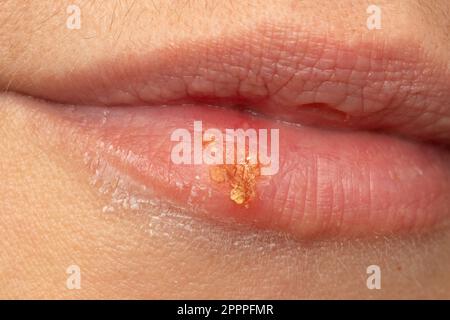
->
<box><xmin>209</xmin><ymin>161</ymin><xmax>261</xmax><ymax>207</ymax></box>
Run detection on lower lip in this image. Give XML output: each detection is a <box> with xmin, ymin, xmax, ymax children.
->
<box><xmin>28</xmin><ymin>98</ymin><xmax>450</xmax><ymax>239</ymax></box>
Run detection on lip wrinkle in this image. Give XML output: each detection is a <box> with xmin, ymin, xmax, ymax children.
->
<box><xmin>8</xmin><ymin>24</ymin><xmax>450</xmax><ymax>146</ymax></box>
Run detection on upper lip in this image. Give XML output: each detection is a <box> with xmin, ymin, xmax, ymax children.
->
<box><xmin>9</xmin><ymin>24</ymin><xmax>450</xmax><ymax>146</ymax></box>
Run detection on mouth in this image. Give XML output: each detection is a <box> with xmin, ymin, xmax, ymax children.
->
<box><xmin>8</xmin><ymin>25</ymin><xmax>450</xmax><ymax>240</ymax></box>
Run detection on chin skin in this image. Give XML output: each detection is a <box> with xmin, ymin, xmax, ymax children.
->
<box><xmin>1</xmin><ymin>0</ymin><xmax>450</xmax><ymax>299</ymax></box>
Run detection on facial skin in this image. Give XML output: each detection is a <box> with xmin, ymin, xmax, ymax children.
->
<box><xmin>1</xmin><ymin>0</ymin><xmax>450</xmax><ymax>299</ymax></box>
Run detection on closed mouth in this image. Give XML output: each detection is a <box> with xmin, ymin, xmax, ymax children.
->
<box><xmin>8</xmin><ymin>24</ymin><xmax>450</xmax><ymax>239</ymax></box>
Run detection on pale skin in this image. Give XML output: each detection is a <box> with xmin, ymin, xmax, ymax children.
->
<box><xmin>1</xmin><ymin>0</ymin><xmax>450</xmax><ymax>299</ymax></box>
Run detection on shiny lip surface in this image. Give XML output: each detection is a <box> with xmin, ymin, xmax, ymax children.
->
<box><xmin>11</xmin><ymin>25</ymin><xmax>450</xmax><ymax>239</ymax></box>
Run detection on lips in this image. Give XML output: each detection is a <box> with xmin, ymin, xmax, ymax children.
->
<box><xmin>8</xmin><ymin>25</ymin><xmax>450</xmax><ymax>239</ymax></box>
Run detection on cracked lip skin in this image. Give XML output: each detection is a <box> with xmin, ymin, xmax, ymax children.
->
<box><xmin>12</xmin><ymin>25</ymin><xmax>450</xmax><ymax>240</ymax></box>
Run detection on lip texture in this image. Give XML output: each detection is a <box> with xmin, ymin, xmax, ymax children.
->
<box><xmin>12</xmin><ymin>25</ymin><xmax>450</xmax><ymax>145</ymax></box>
<box><xmin>9</xmin><ymin>25</ymin><xmax>450</xmax><ymax>239</ymax></box>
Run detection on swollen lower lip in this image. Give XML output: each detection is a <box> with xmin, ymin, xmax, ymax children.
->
<box><xmin>33</xmin><ymin>100</ymin><xmax>450</xmax><ymax>239</ymax></box>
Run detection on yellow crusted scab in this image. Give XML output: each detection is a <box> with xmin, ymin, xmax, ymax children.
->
<box><xmin>230</xmin><ymin>185</ymin><xmax>246</xmax><ymax>205</ymax></box>
<box><xmin>209</xmin><ymin>166</ymin><xmax>226</xmax><ymax>183</ymax></box>
<box><xmin>209</xmin><ymin>160</ymin><xmax>261</xmax><ymax>207</ymax></box>
<box><xmin>203</xmin><ymin>134</ymin><xmax>261</xmax><ymax>207</ymax></box>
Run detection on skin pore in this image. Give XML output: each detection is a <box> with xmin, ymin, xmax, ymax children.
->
<box><xmin>0</xmin><ymin>0</ymin><xmax>450</xmax><ymax>298</ymax></box>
